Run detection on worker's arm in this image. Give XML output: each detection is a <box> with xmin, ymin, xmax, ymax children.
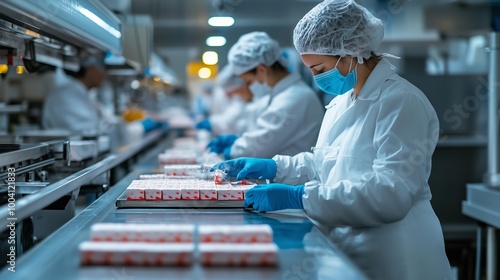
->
<box><xmin>302</xmin><ymin>93</ymin><xmax>437</xmax><ymax>227</ymax></box>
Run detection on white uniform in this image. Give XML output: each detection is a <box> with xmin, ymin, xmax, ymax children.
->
<box><xmin>230</xmin><ymin>73</ymin><xmax>324</xmax><ymax>158</ymax></box>
<box><xmin>43</xmin><ymin>77</ymin><xmax>101</xmax><ymax>134</ymax></box>
<box><xmin>234</xmin><ymin>95</ymin><xmax>271</xmax><ymax>134</ymax></box>
<box><xmin>273</xmin><ymin>59</ymin><xmax>452</xmax><ymax>280</ymax></box>
<box><xmin>209</xmin><ymin>97</ymin><xmax>245</xmax><ymax>135</ymax></box>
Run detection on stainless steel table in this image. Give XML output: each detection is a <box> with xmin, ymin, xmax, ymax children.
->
<box><xmin>1</xmin><ymin>144</ymin><xmax>367</xmax><ymax>280</ymax></box>
<box><xmin>462</xmin><ymin>183</ymin><xmax>500</xmax><ymax>280</ymax></box>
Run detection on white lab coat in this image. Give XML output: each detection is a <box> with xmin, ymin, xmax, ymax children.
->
<box><xmin>209</xmin><ymin>96</ymin><xmax>246</xmax><ymax>135</ymax></box>
<box><xmin>42</xmin><ymin>77</ymin><xmax>101</xmax><ymax>134</ymax></box>
<box><xmin>230</xmin><ymin>73</ymin><xmax>324</xmax><ymax>158</ymax></box>
<box><xmin>273</xmin><ymin>59</ymin><xmax>452</xmax><ymax>280</ymax></box>
<box><xmin>234</xmin><ymin>94</ymin><xmax>271</xmax><ymax>134</ymax></box>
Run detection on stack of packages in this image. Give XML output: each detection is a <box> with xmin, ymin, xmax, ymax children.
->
<box><xmin>80</xmin><ymin>223</ymin><xmax>278</xmax><ymax>267</ymax></box>
<box><xmin>158</xmin><ymin>137</ymin><xmax>206</xmax><ymax>165</ymax></box>
<box><xmin>198</xmin><ymin>224</ymin><xmax>278</xmax><ymax>266</ymax></box>
<box><xmin>139</xmin><ymin>164</ymin><xmax>207</xmax><ymax>180</ymax></box>
<box><xmin>79</xmin><ymin>224</ymin><xmax>195</xmax><ymax>266</ymax></box>
<box><xmin>125</xmin><ymin>178</ymin><xmax>254</xmax><ymax>201</ymax></box>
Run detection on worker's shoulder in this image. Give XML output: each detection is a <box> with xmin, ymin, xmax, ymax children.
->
<box><xmin>376</xmin><ymin>74</ymin><xmax>436</xmax><ymax>118</ymax></box>
<box><xmin>276</xmin><ymin>79</ymin><xmax>316</xmax><ymax>99</ymax></box>
<box><xmin>48</xmin><ymin>80</ymin><xmax>85</xmax><ymax>97</ymax></box>
<box><xmin>379</xmin><ymin>74</ymin><xmax>429</xmax><ymax>104</ymax></box>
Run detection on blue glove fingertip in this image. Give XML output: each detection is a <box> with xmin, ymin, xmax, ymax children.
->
<box><xmin>223</xmin><ymin>147</ymin><xmax>232</xmax><ymax>160</ymax></box>
<box><xmin>141</xmin><ymin>118</ymin><xmax>161</xmax><ymax>133</ymax></box>
<box><xmin>236</xmin><ymin>171</ymin><xmax>246</xmax><ymax>181</ymax></box>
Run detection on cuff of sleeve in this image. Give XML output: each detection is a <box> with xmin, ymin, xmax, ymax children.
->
<box><xmin>272</xmin><ymin>155</ymin><xmax>285</xmax><ymax>181</ymax></box>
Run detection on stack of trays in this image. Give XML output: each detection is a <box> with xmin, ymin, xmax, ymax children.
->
<box><xmin>199</xmin><ymin>224</ymin><xmax>278</xmax><ymax>266</ymax></box>
<box><xmin>79</xmin><ymin>223</ymin><xmax>278</xmax><ymax>267</ymax></box>
<box><xmin>125</xmin><ymin>179</ymin><xmax>254</xmax><ymax>201</ymax></box>
<box><xmin>80</xmin><ymin>224</ymin><xmax>195</xmax><ymax>266</ymax></box>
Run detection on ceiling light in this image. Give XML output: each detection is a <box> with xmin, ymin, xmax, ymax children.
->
<box><xmin>198</xmin><ymin>67</ymin><xmax>212</xmax><ymax>79</ymax></box>
<box><xmin>202</xmin><ymin>51</ymin><xmax>218</xmax><ymax>65</ymax></box>
<box><xmin>206</xmin><ymin>36</ymin><xmax>226</xmax><ymax>47</ymax></box>
<box><xmin>130</xmin><ymin>80</ymin><xmax>140</xmax><ymax>89</ymax></box>
<box><xmin>208</xmin><ymin>16</ymin><xmax>234</xmax><ymax>27</ymax></box>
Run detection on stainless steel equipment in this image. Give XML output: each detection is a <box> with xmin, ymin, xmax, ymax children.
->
<box><xmin>0</xmin><ymin>140</ymin><xmax>70</xmax><ymax>259</ymax></box>
<box><xmin>0</xmin><ymin>139</ymin><xmax>369</xmax><ymax>280</ymax></box>
<box><xmin>484</xmin><ymin>32</ymin><xmax>500</xmax><ymax>188</ymax></box>
<box><xmin>462</xmin><ymin>32</ymin><xmax>500</xmax><ymax>280</ymax></box>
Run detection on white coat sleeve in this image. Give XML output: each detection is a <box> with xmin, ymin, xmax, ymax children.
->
<box><xmin>303</xmin><ymin>93</ymin><xmax>437</xmax><ymax>227</ymax></box>
<box><xmin>209</xmin><ymin>98</ymin><xmax>245</xmax><ymax>135</ymax></box>
<box><xmin>43</xmin><ymin>84</ymin><xmax>99</xmax><ymax>133</ymax></box>
<box><xmin>273</xmin><ymin>153</ymin><xmax>319</xmax><ymax>185</ymax></box>
<box><xmin>229</xmin><ymin>94</ymin><xmax>304</xmax><ymax>158</ymax></box>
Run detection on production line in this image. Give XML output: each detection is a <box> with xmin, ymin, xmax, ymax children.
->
<box><xmin>0</xmin><ymin>131</ymin><xmax>368</xmax><ymax>280</ymax></box>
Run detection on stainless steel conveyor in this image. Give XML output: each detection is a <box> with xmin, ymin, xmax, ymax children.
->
<box><xmin>0</xmin><ymin>133</ymin><xmax>367</xmax><ymax>280</ymax></box>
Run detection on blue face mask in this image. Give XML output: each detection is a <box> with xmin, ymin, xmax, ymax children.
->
<box><xmin>314</xmin><ymin>58</ymin><xmax>357</xmax><ymax>95</ymax></box>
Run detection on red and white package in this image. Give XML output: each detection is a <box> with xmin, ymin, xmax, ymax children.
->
<box><xmin>216</xmin><ymin>184</ymin><xmax>244</xmax><ymax>200</ymax></box>
<box><xmin>214</xmin><ymin>170</ymin><xmax>227</xmax><ymax>184</ymax></box>
<box><xmin>145</xmin><ymin>188</ymin><xmax>163</xmax><ymax>200</ymax></box>
<box><xmin>158</xmin><ymin>150</ymin><xmax>198</xmax><ymax>165</ymax></box>
<box><xmin>198</xmin><ymin>224</ymin><xmax>273</xmax><ymax>243</ymax></box>
<box><xmin>162</xmin><ymin>187</ymin><xmax>181</xmax><ymax>200</ymax></box>
<box><xmin>80</xmin><ymin>241</ymin><xmax>194</xmax><ymax>266</ymax></box>
<box><xmin>139</xmin><ymin>174</ymin><xmax>169</xmax><ymax>180</ymax></box>
<box><xmin>126</xmin><ymin>180</ymin><xmax>146</xmax><ymax>200</ymax></box>
<box><xmin>164</xmin><ymin>164</ymin><xmax>202</xmax><ymax>177</ymax></box>
<box><xmin>90</xmin><ymin>223</ymin><xmax>195</xmax><ymax>243</ymax></box>
<box><xmin>199</xmin><ymin>243</ymin><xmax>278</xmax><ymax>266</ymax></box>
<box><xmin>181</xmin><ymin>188</ymin><xmax>200</xmax><ymax>200</ymax></box>
<box><xmin>199</xmin><ymin>186</ymin><xmax>218</xmax><ymax>200</ymax></box>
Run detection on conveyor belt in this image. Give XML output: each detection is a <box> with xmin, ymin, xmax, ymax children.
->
<box><xmin>0</xmin><ymin>137</ymin><xmax>368</xmax><ymax>280</ymax></box>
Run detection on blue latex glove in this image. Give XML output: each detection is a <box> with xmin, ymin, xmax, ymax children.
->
<box><xmin>195</xmin><ymin>119</ymin><xmax>212</xmax><ymax>131</ymax></box>
<box><xmin>141</xmin><ymin>118</ymin><xmax>161</xmax><ymax>133</ymax></box>
<box><xmin>210</xmin><ymin>157</ymin><xmax>277</xmax><ymax>180</ymax></box>
<box><xmin>206</xmin><ymin>134</ymin><xmax>238</xmax><ymax>154</ymax></box>
<box><xmin>244</xmin><ymin>184</ymin><xmax>305</xmax><ymax>212</ymax></box>
<box><xmin>223</xmin><ymin>146</ymin><xmax>232</xmax><ymax>160</ymax></box>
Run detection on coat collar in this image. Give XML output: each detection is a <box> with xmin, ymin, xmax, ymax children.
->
<box><xmin>356</xmin><ymin>58</ymin><xmax>397</xmax><ymax>101</ymax></box>
<box><xmin>272</xmin><ymin>73</ymin><xmax>301</xmax><ymax>95</ymax></box>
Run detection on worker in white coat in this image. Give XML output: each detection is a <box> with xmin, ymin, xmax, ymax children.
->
<box><xmin>43</xmin><ymin>57</ymin><xmax>162</xmax><ymax>135</ymax></box>
<box><xmin>207</xmin><ymin>32</ymin><xmax>324</xmax><ymax>159</ymax></box>
<box><xmin>195</xmin><ymin>65</ymin><xmax>250</xmax><ymax>135</ymax></box>
<box><xmin>43</xmin><ymin>57</ymin><xmax>106</xmax><ymax>134</ymax></box>
<box><xmin>211</xmin><ymin>1</ymin><xmax>452</xmax><ymax>279</ymax></box>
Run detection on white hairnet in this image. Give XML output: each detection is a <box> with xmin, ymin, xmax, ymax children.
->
<box><xmin>228</xmin><ymin>31</ymin><xmax>285</xmax><ymax>75</ymax></box>
<box><xmin>293</xmin><ymin>0</ymin><xmax>384</xmax><ymax>63</ymax></box>
<box><xmin>80</xmin><ymin>56</ymin><xmax>105</xmax><ymax>69</ymax></box>
<box><xmin>216</xmin><ymin>65</ymin><xmax>245</xmax><ymax>91</ymax></box>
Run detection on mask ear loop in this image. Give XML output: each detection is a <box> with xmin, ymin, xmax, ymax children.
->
<box><xmin>349</xmin><ymin>57</ymin><xmax>358</xmax><ymax>83</ymax></box>
<box><xmin>334</xmin><ymin>56</ymin><xmax>342</xmax><ymax>69</ymax></box>
<box><xmin>257</xmin><ymin>65</ymin><xmax>266</xmax><ymax>85</ymax></box>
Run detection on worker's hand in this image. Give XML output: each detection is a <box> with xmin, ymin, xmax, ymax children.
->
<box><xmin>206</xmin><ymin>134</ymin><xmax>238</xmax><ymax>154</ymax></box>
<box><xmin>141</xmin><ymin>118</ymin><xmax>161</xmax><ymax>133</ymax></box>
<box><xmin>210</xmin><ymin>157</ymin><xmax>277</xmax><ymax>180</ymax></box>
<box><xmin>244</xmin><ymin>184</ymin><xmax>305</xmax><ymax>212</ymax></box>
<box><xmin>223</xmin><ymin>146</ymin><xmax>232</xmax><ymax>160</ymax></box>
<box><xmin>195</xmin><ymin>119</ymin><xmax>212</xmax><ymax>131</ymax></box>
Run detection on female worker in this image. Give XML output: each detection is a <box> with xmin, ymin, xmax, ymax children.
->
<box><xmin>207</xmin><ymin>32</ymin><xmax>324</xmax><ymax>159</ymax></box>
<box><xmin>195</xmin><ymin>64</ymin><xmax>268</xmax><ymax>135</ymax></box>
<box><xmin>212</xmin><ymin>1</ymin><xmax>453</xmax><ymax>279</ymax></box>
